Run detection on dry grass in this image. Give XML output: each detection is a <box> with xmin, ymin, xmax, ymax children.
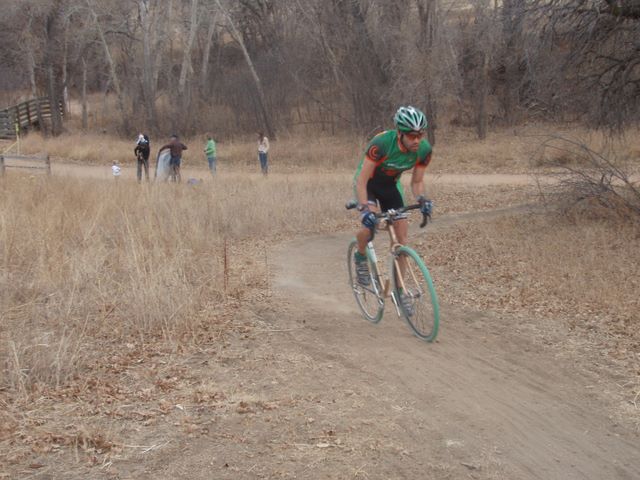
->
<box><xmin>18</xmin><ymin>123</ymin><xmax>640</xmax><ymax>174</ymax></box>
<box><xmin>434</xmin><ymin>123</ymin><xmax>640</xmax><ymax>173</ymax></box>
<box><xmin>1</xmin><ymin>179</ymin><xmax>220</xmax><ymax>395</ymax></box>
<box><xmin>0</xmin><ymin>172</ymin><xmax>358</xmax><ymax>396</ymax></box>
<box><xmin>18</xmin><ymin>131</ymin><xmax>363</xmax><ymax>173</ymax></box>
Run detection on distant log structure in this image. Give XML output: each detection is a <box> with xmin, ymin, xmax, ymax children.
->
<box><xmin>0</xmin><ymin>97</ymin><xmax>64</xmax><ymax>139</ymax></box>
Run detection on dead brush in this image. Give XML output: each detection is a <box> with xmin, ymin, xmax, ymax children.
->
<box><xmin>534</xmin><ymin>136</ymin><xmax>640</xmax><ymax>221</ymax></box>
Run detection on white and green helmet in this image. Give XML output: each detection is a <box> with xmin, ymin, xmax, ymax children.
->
<box><xmin>394</xmin><ymin>106</ymin><xmax>427</xmax><ymax>133</ymax></box>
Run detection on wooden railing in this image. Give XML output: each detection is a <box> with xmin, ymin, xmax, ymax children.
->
<box><xmin>0</xmin><ymin>154</ymin><xmax>51</xmax><ymax>176</ymax></box>
<box><xmin>0</xmin><ymin>97</ymin><xmax>64</xmax><ymax>140</ymax></box>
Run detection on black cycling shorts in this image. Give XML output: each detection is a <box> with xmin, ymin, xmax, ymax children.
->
<box><xmin>366</xmin><ymin>179</ymin><xmax>405</xmax><ymax>212</ymax></box>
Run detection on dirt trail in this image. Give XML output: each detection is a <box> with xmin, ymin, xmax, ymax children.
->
<box><xmin>12</xmin><ymin>159</ymin><xmax>554</xmax><ymax>186</ymax></box>
<box><xmin>8</xmin><ymin>163</ymin><xmax>638</xmax><ymax>478</ymax></box>
<box><xmin>265</xmin><ymin>216</ymin><xmax>640</xmax><ymax>479</ymax></box>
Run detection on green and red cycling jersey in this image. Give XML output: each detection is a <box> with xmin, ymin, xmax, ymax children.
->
<box><xmin>354</xmin><ymin>129</ymin><xmax>432</xmax><ymax>188</ymax></box>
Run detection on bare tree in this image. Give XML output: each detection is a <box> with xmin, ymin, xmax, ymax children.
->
<box><xmin>528</xmin><ymin>0</ymin><xmax>640</xmax><ymax>130</ymax></box>
<box><xmin>418</xmin><ymin>0</ymin><xmax>440</xmax><ymax>145</ymax></box>
<box><xmin>43</xmin><ymin>0</ymin><xmax>64</xmax><ymax>136</ymax></box>
<box><xmin>199</xmin><ymin>7</ymin><xmax>219</xmax><ymax>94</ymax></box>
<box><xmin>215</xmin><ymin>0</ymin><xmax>275</xmax><ymax>138</ymax></box>
<box><xmin>0</xmin><ymin>0</ymin><xmax>637</xmax><ymax>139</ymax></box>
<box><xmin>138</xmin><ymin>0</ymin><xmax>158</xmax><ymax>129</ymax></box>
<box><xmin>85</xmin><ymin>0</ymin><xmax>129</xmax><ymax>132</ymax></box>
<box><xmin>178</xmin><ymin>0</ymin><xmax>199</xmax><ymax>99</ymax></box>
<box><xmin>499</xmin><ymin>0</ymin><xmax>525</xmax><ymax>125</ymax></box>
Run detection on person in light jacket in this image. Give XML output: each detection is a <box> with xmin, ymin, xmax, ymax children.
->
<box><xmin>257</xmin><ymin>131</ymin><xmax>269</xmax><ymax>175</ymax></box>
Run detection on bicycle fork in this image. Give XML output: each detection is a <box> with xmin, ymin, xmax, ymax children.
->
<box><xmin>388</xmin><ymin>253</ymin><xmax>404</xmax><ymax>317</ymax></box>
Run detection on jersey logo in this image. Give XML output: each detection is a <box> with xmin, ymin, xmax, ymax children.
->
<box><xmin>367</xmin><ymin>145</ymin><xmax>381</xmax><ymax>161</ymax></box>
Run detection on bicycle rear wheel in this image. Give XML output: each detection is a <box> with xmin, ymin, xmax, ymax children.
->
<box><xmin>392</xmin><ymin>246</ymin><xmax>439</xmax><ymax>342</ymax></box>
<box><xmin>347</xmin><ymin>240</ymin><xmax>384</xmax><ymax>324</ymax></box>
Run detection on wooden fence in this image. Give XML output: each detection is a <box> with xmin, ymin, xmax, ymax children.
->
<box><xmin>0</xmin><ymin>154</ymin><xmax>51</xmax><ymax>176</ymax></box>
<box><xmin>0</xmin><ymin>97</ymin><xmax>64</xmax><ymax>140</ymax></box>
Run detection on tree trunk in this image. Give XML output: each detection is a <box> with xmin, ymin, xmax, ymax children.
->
<box><xmin>418</xmin><ymin>0</ymin><xmax>438</xmax><ymax>145</ymax></box>
<box><xmin>476</xmin><ymin>51</ymin><xmax>489</xmax><ymax>140</ymax></box>
<box><xmin>216</xmin><ymin>0</ymin><xmax>275</xmax><ymax>139</ymax></box>
<box><xmin>153</xmin><ymin>0</ymin><xmax>173</xmax><ymax>94</ymax></box>
<box><xmin>61</xmin><ymin>16</ymin><xmax>69</xmax><ymax>115</ymax></box>
<box><xmin>47</xmin><ymin>64</ymin><xmax>63</xmax><ymax>136</ymax></box>
<box><xmin>501</xmin><ymin>0</ymin><xmax>522</xmax><ymax>125</ymax></box>
<box><xmin>81</xmin><ymin>58</ymin><xmax>88</xmax><ymax>130</ymax></box>
<box><xmin>44</xmin><ymin>10</ymin><xmax>62</xmax><ymax>136</ymax></box>
<box><xmin>139</xmin><ymin>0</ymin><xmax>158</xmax><ymax>129</ymax></box>
<box><xmin>200</xmin><ymin>11</ymin><xmax>218</xmax><ymax>93</ymax></box>
<box><xmin>178</xmin><ymin>0</ymin><xmax>200</xmax><ymax>125</ymax></box>
<box><xmin>87</xmin><ymin>0</ymin><xmax>129</xmax><ymax>132</ymax></box>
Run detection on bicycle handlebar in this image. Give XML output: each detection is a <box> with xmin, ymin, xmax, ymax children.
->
<box><xmin>345</xmin><ymin>200</ymin><xmax>431</xmax><ymax>228</ymax></box>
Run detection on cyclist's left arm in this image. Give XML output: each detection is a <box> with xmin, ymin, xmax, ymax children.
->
<box><xmin>410</xmin><ymin>141</ymin><xmax>432</xmax><ymax>200</ymax></box>
<box><xmin>410</xmin><ymin>163</ymin><xmax>428</xmax><ymax>200</ymax></box>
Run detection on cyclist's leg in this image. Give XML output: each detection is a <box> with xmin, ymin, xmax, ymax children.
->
<box><xmin>392</xmin><ymin>178</ymin><xmax>408</xmax><ymax>246</ymax></box>
<box><xmin>395</xmin><ymin>218</ymin><xmax>409</xmax><ymax>245</ymax></box>
<box><xmin>381</xmin><ymin>183</ymin><xmax>411</xmax><ymax>289</ymax></box>
<box><xmin>356</xmin><ymin>204</ymin><xmax>378</xmax><ymax>254</ymax></box>
<box><xmin>355</xmin><ymin>179</ymin><xmax>380</xmax><ymax>255</ymax></box>
<box><xmin>169</xmin><ymin>156</ymin><xmax>176</xmax><ymax>181</ymax></box>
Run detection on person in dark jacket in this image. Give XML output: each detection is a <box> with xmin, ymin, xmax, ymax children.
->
<box><xmin>134</xmin><ymin>133</ymin><xmax>151</xmax><ymax>183</ymax></box>
<box><xmin>159</xmin><ymin>134</ymin><xmax>188</xmax><ymax>183</ymax></box>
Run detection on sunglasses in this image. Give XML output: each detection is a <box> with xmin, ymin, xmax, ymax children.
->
<box><xmin>403</xmin><ymin>131</ymin><xmax>425</xmax><ymax>141</ymax></box>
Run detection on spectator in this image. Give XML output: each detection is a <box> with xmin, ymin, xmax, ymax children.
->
<box><xmin>204</xmin><ymin>134</ymin><xmax>217</xmax><ymax>175</ymax></box>
<box><xmin>134</xmin><ymin>133</ymin><xmax>151</xmax><ymax>183</ymax></box>
<box><xmin>257</xmin><ymin>131</ymin><xmax>269</xmax><ymax>175</ymax></box>
<box><xmin>112</xmin><ymin>160</ymin><xmax>121</xmax><ymax>181</ymax></box>
<box><xmin>159</xmin><ymin>134</ymin><xmax>188</xmax><ymax>183</ymax></box>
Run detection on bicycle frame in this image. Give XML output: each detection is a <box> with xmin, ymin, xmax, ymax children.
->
<box><xmin>365</xmin><ymin>214</ymin><xmax>409</xmax><ymax>315</ymax></box>
<box><xmin>347</xmin><ymin>201</ymin><xmax>439</xmax><ymax>341</ymax></box>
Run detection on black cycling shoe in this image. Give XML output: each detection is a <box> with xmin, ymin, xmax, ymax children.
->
<box><xmin>399</xmin><ymin>292</ymin><xmax>415</xmax><ymax>317</ymax></box>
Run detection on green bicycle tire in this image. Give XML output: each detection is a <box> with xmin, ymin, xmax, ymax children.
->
<box><xmin>347</xmin><ymin>239</ymin><xmax>384</xmax><ymax>324</ymax></box>
<box><xmin>392</xmin><ymin>245</ymin><xmax>440</xmax><ymax>342</ymax></box>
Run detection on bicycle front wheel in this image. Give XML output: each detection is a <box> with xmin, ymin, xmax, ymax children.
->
<box><xmin>347</xmin><ymin>240</ymin><xmax>384</xmax><ymax>324</ymax></box>
<box><xmin>392</xmin><ymin>246</ymin><xmax>440</xmax><ymax>342</ymax></box>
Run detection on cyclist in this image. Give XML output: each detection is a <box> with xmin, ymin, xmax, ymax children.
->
<box><xmin>353</xmin><ymin>106</ymin><xmax>434</xmax><ymax>290</ymax></box>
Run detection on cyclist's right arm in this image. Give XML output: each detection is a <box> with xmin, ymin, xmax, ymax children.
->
<box><xmin>356</xmin><ymin>159</ymin><xmax>376</xmax><ymax>208</ymax></box>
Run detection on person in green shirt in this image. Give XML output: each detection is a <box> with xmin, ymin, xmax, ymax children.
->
<box><xmin>352</xmin><ymin>106</ymin><xmax>434</xmax><ymax>289</ymax></box>
<box><xmin>204</xmin><ymin>134</ymin><xmax>217</xmax><ymax>175</ymax></box>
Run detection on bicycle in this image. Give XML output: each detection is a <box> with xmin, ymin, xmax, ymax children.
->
<box><xmin>346</xmin><ymin>201</ymin><xmax>440</xmax><ymax>342</ymax></box>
